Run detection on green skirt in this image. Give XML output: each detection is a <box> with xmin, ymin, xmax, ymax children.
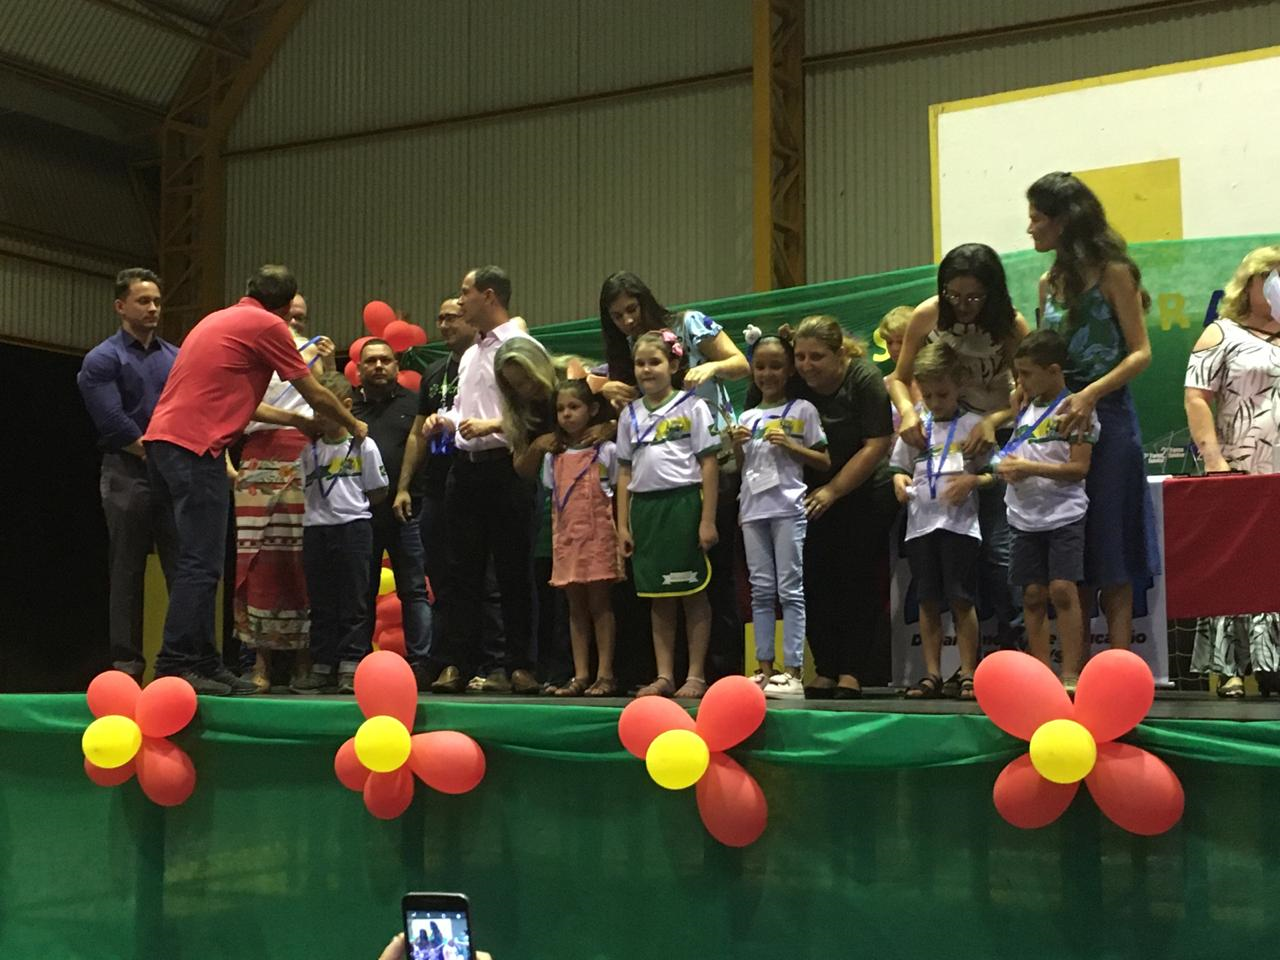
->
<box><xmin>630</xmin><ymin>485</ymin><xmax>712</xmax><ymax>598</ymax></box>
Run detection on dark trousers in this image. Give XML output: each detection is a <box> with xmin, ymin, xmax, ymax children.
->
<box><xmin>705</xmin><ymin>470</ymin><xmax>744</xmax><ymax>680</ymax></box>
<box><xmin>440</xmin><ymin>454</ymin><xmax>536</xmax><ymax>676</ymax></box>
<box><xmin>804</xmin><ymin>480</ymin><xmax>899</xmax><ymax>681</ymax></box>
<box><xmin>303</xmin><ymin>519</ymin><xmax>374</xmax><ymax>668</ymax></box>
<box><xmin>100</xmin><ymin>451</ymin><xmax>178</xmax><ymax>672</ymax></box>
<box><xmin>360</xmin><ymin>503</ymin><xmax>432</xmax><ymax>663</ymax></box>
<box><xmin>978</xmin><ymin>480</ymin><xmax>1021</xmax><ymax>645</ymax></box>
<box><xmin>146</xmin><ymin>440</ymin><xmax>229</xmax><ymax>677</ymax></box>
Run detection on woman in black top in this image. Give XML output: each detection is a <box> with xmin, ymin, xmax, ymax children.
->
<box><xmin>791</xmin><ymin>315</ymin><xmax>899</xmax><ymax>697</ymax></box>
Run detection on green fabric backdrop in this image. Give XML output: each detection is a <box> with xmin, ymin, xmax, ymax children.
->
<box><xmin>5</xmin><ymin>696</ymin><xmax>1280</xmax><ymax>960</ymax></box>
<box><xmin>405</xmin><ymin>234</ymin><xmax>1280</xmax><ymax>453</ymax></box>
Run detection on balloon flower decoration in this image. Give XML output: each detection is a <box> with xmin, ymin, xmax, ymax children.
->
<box><xmin>81</xmin><ymin>671</ymin><xmax>198</xmax><ymax>807</ymax></box>
<box><xmin>334</xmin><ymin>651</ymin><xmax>485</xmax><ymax>819</ymax></box>
<box><xmin>617</xmin><ymin>676</ymin><xmax>768</xmax><ymax>847</ymax></box>
<box><xmin>974</xmin><ymin>649</ymin><xmax>1184</xmax><ymax>836</ymax></box>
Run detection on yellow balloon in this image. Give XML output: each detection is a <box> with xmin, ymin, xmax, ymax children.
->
<box><xmin>354</xmin><ymin>715</ymin><xmax>411</xmax><ymax>773</ymax></box>
<box><xmin>645</xmin><ymin>729</ymin><xmax>710</xmax><ymax>791</ymax></box>
<box><xmin>1029</xmin><ymin>718</ymin><xmax>1097</xmax><ymax>784</ymax></box>
<box><xmin>82</xmin><ymin>715</ymin><xmax>142</xmax><ymax>770</ymax></box>
<box><xmin>378</xmin><ymin>566</ymin><xmax>396</xmax><ymax>597</ymax></box>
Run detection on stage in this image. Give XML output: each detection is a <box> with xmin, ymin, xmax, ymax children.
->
<box><xmin>5</xmin><ymin>692</ymin><xmax>1280</xmax><ymax>959</ymax></box>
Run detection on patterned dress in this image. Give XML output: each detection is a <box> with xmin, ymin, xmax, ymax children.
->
<box><xmin>1185</xmin><ymin>319</ymin><xmax>1280</xmax><ymax>676</ymax></box>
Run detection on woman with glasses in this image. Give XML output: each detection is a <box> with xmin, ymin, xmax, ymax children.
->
<box><xmin>886</xmin><ymin>243</ymin><xmax>1030</xmax><ymax>655</ymax></box>
<box><xmin>1026</xmin><ymin>171</ymin><xmax>1159</xmax><ymax>656</ymax></box>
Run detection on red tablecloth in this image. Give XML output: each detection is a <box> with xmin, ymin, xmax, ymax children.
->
<box><xmin>1163</xmin><ymin>474</ymin><xmax>1280</xmax><ymax>618</ymax></box>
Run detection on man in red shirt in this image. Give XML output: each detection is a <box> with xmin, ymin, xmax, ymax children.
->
<box><xmin>143</xmin><ymin>265</ymin><xmax>368</xmax><ymax>695</ymax></box>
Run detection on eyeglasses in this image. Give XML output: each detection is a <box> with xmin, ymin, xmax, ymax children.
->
<box><xmin>943</xmin><ymin>291</ymin><xmax>986</xmax><ymax>308</ymax></box>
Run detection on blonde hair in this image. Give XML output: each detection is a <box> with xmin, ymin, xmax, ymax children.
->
<box><xmin>787</xmin><ymin>315</ymin><xmax>866</xmax><ymax>360</ymax></box>
<box><xmin>877</xmin><ymin>306</ymin><xmax>913</xmax><ymax>341</ymax></box>
<box><xmin>912</xmin><ymin>340</ymin><xmax>965</xmax><ymax>385</ymax></box>
<box><xmin>1219</xmin><ymin>245</ymin><xmax>1280</xmax><ymax>324</ymax></box>
<box><xmin>494</xmin><ymin>338</ymin><xmax>572</xmax><ymax>454</ymax></box>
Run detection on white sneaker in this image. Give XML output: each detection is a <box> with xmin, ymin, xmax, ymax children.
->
<box><xmin>763</xmin><ymin>673</ymin><xmax>804</xmax><ymax>699</ymax></box>
<box><xmin>750</xmin><ymin>670</ymin><xmax>769</xmax><ymax>689</ymax></box>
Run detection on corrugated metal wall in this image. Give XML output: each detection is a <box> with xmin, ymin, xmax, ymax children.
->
<box><xmin>0</xmin><ymin>238</ymin><xmax>117</xmax><ymax>352</ymax></box>
<box><xmin>806</xmin><ymin>0</ymin><xmax>1280</xmax><ymax>281</ymax></box>
<box><xmin>224</xmin><ymin>0</ymin><xmax>752</xmax><ymax>348</ymax></box>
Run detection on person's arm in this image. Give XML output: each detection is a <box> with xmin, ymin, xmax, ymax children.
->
<box><xmin>393</xmin><ymin>414</ymin><xmax>430</xmax><ymax>521</ymax></box>
<box><xmin>76</xmin><ymin>348</ymin><xmax>145</xmax><ymax>455</ymax></box>
<box><xmin>697</xmin><ymin>452</ymin><xmax>719</xmax><ymax>551</ymax></box>
<box><xmin>805</xmin><ymin>435</ymin><xmax>892</xmax><ymax>519</ymax></box>
<box><xmin>766</xmin><ymin>429</ymin><xmax>830</xmax><ymax>472</ymax></box>
<box><xmin>728</xmin><ymin>424</ymin><xmax>750</xmax><ymax>470</ymax></box>
<box><xmin>290</xmin><ymin>373</ymin><xmax>367</xmax><ymax>441</ymax></box>
<box><xmin>885</xmin><ymin>302</ymin><xmax>937</xmax><ymax>448</ymax></box>
<box><xmin>682</xmin><ymin>330</ymin><xmax>750</xmax><ymax>387</ymax></box>
<box><xmin>961</xmin><ymin>312</ymin><xmax>1031</xmax><ymax>455</ymax></box>
<box><xmin>1184</xmin><ymin>322</ymin><xmax>1229</xmax><ymax>473</ymax></box>
<box><xmin>616</xmin><ymin>463</ymin><xmax>634</xmax><ymax>557</ymax></box>
<box><xmin>251</xmin><ymin>401</ymin><xmax>316</xmax><ymax>432</ymax></box>
<box><xmin>1057</xmin><ymin>263</ymin><xmax>1151</xmax><ymax>436</ymax></box>
<box><xmin>361</xmin><ymin>439</ymin><xmax>389</xmax><ymax>505</ymax></box>
<box><xmin>513</xmin><ymin>433</ymin><xmax>556</xmax><ymax>479</ymax></box>
<box><xmin>998</xmin><ymin>442</ymin><xmax>1093</xmax><ymax>484</ymax></box>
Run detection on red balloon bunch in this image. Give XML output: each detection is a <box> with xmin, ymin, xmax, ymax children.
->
<box><xmin>373</xmin><ymin>592</ymin><xmax>406</xmax><ymax>657</ymax></box>
<box><xmin>334</xmin><ymin>651</ymin><xmax>485</xmax><ymax>819</ymax></box>
<box><xmin>974</xmin><ymin>650</ymin><xmax>1184</xmax><ymax>836</ymax></box>
<box><xmin>81</xmin><ymin>671</ymin><xmax>199</xmax><ymax>807</ymax></box>
<box><xmin>617</xmin><ymin>675</ymin><xmax>769</xmax><ymax>847</ymax></box>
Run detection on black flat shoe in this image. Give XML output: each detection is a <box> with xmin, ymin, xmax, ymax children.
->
<box><xmin>833</xmin><ymin>685</ymin><xmax>863</xmax><ymax>700</ymax></box>
<box><xmin>804</xmin><ymin>685</ymin><xmax>835</xmax><ymax>700</ymax></box>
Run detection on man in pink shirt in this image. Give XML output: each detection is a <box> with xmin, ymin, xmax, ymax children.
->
<box><xmin>143</xmin><ymin>265</ymin><xmax>368</xmax><ymax>695</ymax></box>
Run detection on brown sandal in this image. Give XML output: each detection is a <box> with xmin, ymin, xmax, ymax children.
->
<box><xmin>585</xmin><ymin>676</ymin><xmax>617</xmax><ymax>697</ymax></box>
<box><xmin>636</xmin><ymin>676</ymin><xmax>675</xmax><ymax>698</ymax></box>
<box><xmin>554</xmin><ymin>677</ymin><xmax>590</xmax><ymax>697</ymax></box>
<box><xmin>673</xmin><ymin>676</ymin><xmax>708</xmax><ymax>699</ymax></box>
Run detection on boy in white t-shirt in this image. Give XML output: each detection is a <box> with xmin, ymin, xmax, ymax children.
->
<box><xmin>890</xmin><ymin>342</ymin><xmax>994</xmax><ymax>699</ymax></box>
<box><xmin>996</xmin><ymin>329</ymin><xmax>1100</xmax><ymax>690</ymax></box>
<box><xmin>292</xmin><ymin>372</ymin><xmax>388</xmax><ymax>694</ymax></box>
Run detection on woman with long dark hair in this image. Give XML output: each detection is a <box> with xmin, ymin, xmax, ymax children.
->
<box><xmin>597</xmin><ymin>272</ymin><xmax>750</xmax><ymax>681</ymax></box>
<box><xmin>886</xmin><ymin>243</ymin><xmax>1029</xmax><ymax>654</ymax></box>
<box><xmin>1025</xmin><ymin>171</ymin><xmax>1159</xmax><ymax>651</ymax></box>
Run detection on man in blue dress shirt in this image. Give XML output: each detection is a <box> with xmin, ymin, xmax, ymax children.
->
<box><xmin>77</xmin><ymin>268</ymin><xmax>180</xmax><ymax>680</ymax></box>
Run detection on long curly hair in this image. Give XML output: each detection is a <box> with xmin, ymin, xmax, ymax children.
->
<box><xmin>1026</xmin><ymin>172</ymin><xmax>1151</xmax><ymax>315</ymax></box>
<box><xmin>1218</xmin><ymin>245</ymin><xmax>1280</xmax><ymax>324</ymax></box>
<box><xmin>493</xmin><ymin>338</ymin><xmax>572</xmax><ymax>454</ymax></box>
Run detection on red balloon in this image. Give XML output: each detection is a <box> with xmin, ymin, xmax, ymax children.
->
<box><xmin>973</xmin><ymin>651</ymin><xmax>1073</xmax><ymax>741</ymax></box>
<box><xmin>135</xmin><ymin>676</ymin><xmax>197</xmax><ymax>739</ymax></box>
<box><xmin>397</xmin><ymin>369</ymin><xmax>422</xmax><ymax>391</ymax></box>
<box><xmin>695</xmin><ymin>753</ymin><xmax>767</xmax><ymax>847</ymax></box>
<box><xmin>618</xmin><ymin>697</ymin><xmax>695</xmax><ymax>759</ymax></box>
<box><xmin>135</xmin><ymin>738</ymin><xmax>196</xmax><ymax>807</ymax></box>
<box><xmin>363</xmin><ymin>767</ymin><xmax>415</xmax><ymax>819</ymax></box>
<box><xmin>343</xmin><ymin>360</ymin><xmax>360</xmax><ymax>386</ymax></box>
<box><xmin>87</xmin><ymin>670</ymin><xmax>141</xmax><ymax>719</ymax></box>
<box><xmin>992</xmin><ymin>754</ymin><xmax>1078</xmax><ymax>829</ymax></box>
<box><xmin>376</xmin><ymin>593</ymin><xmax>403</xmax><ymax>627</ymax></box>
<box><xmin>349</xmin><ymin>335</ymin><xmax>373</xmax><ymax>365</ymax></box>
<box><xmin>1086</xmin><ymin>742</ymin><xmax>1184</xmax><ymax>836</ymax></box>
<box><xmin>85</xmin><ymin>756</ymin><xmax>135</xmax><ymax>787</ymax></box>
<box><xmin>404</xmin><ymin>324</ymin><xmax>427</xmax><ymax>347</ymax></box>
<box><xmin>409</xmin><ymin>731</ymin><xmax>486</xmax><ymax>794</ymax></box>
<box><xmin>696</xmin><ymin>675</ymin><xmax>766</xmax><ymax>752</ymax></box>
<box><xmin>363</xmin><ymin>300</ymin><xmax>396</xmax><ymax>336</ymax></box>
<box><xmin>375</xmin><ymin>627</ymin><xmax>406</xmax><ymax>657</ymax></box>
<box><xmin>381</xmin><ymin>320</ymin><xmax>417</xmax><ymax>353</ymax></box>
<box><xmin>334</xmin><ymin>737</ymin><xmax>370</xmax><ymax>792</ymax></box>
<box><xmin>1073</xmin><ymin>650</ymin><xmax>1154</xmax><ymax>743</ymax></box>
<box><xmin>353</xmin><ymin>650</ymin><xmax>418</xmax><ymax>727</ymax></box>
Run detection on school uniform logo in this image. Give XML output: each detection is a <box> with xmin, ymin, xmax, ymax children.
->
<box><xmin>652</xmin><ymin>415</ymin><xmax>692</xmax><ymax>443</ymax></box>
<box><xmin>662</xmin><ymin>570</ymin><xmax>701</xmax><ymax>586</ymax></box>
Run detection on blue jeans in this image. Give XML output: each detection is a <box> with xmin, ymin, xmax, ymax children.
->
<box><xmin>146</xmin><ymin>440</ymin><xmax>228</xmax><ymax>677</ymax></box>
<box><xmin>361</xmin><ymin>503</ymin><xmax>432</xmax><ymax>664</ymax></box>
<box><xmin>303</xmin><ymin>519</ymin><xmax>373</xmax><ymax>668</ymax></box>
<box><xmin>742</xmin><ymin>513</ymin><xmax>807</xmax><ymax>669</ymax></box>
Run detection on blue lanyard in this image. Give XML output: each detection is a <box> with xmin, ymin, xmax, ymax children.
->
<box><xmin>551</xmin><ymin>444</ymin><xmax>602</xmax><ymax>513</ymax></box>
<box><xmin>627</xmin><ymin>390</ymin><xmax>695</xmax><ymax>446</ymax></box>
<box><xmin>311</xmin><ymin>438</ymin><xmax>357</xmax><ymax>499</ymax></box>
<box><xmin>923</xmin><ymin>414</ymin><xmax>960</xmax><ymax>500</ymax></box>
<box><xmin>998</xmin><ymin>390</ymin><xmax>1069</xmax><ymax>460</ymax></box>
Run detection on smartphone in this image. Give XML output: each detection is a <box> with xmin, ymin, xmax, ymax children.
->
<box><xmin>402</xmin><ymin>892</ymin><xmax>472</xmax><ymax>960</ymax></box>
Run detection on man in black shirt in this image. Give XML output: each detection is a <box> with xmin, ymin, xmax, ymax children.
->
<box><xmin>351</xmin><ymin>338</ymin><xmax>433</xmax><ymax>691</ymax></box>
<box><xmin>394</xmin><ymin>299</ymin><xmax>505</xmax><ymax>693</ymax></box>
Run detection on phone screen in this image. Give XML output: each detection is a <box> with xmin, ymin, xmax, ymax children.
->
<box><xmin>403</xmin><ymin>906</ymin><xmax>471</xmax><ymax>960</ymax></box>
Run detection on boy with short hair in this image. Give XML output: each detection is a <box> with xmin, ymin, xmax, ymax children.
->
<box><xmin>996</xmin><ymin>329</ymin><xmax>1100</xmax><ymax>690</ymax></box>
<box><xmin>292</xmin><ymin>371</ymin><xmax>389</xmax><ymax>694</ymax></box>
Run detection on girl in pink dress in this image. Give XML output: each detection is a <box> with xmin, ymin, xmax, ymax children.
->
<box><xmin>541</xmin><ymin>379</ymin><xmax>623</xmax><ymax>696</ymax></box>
